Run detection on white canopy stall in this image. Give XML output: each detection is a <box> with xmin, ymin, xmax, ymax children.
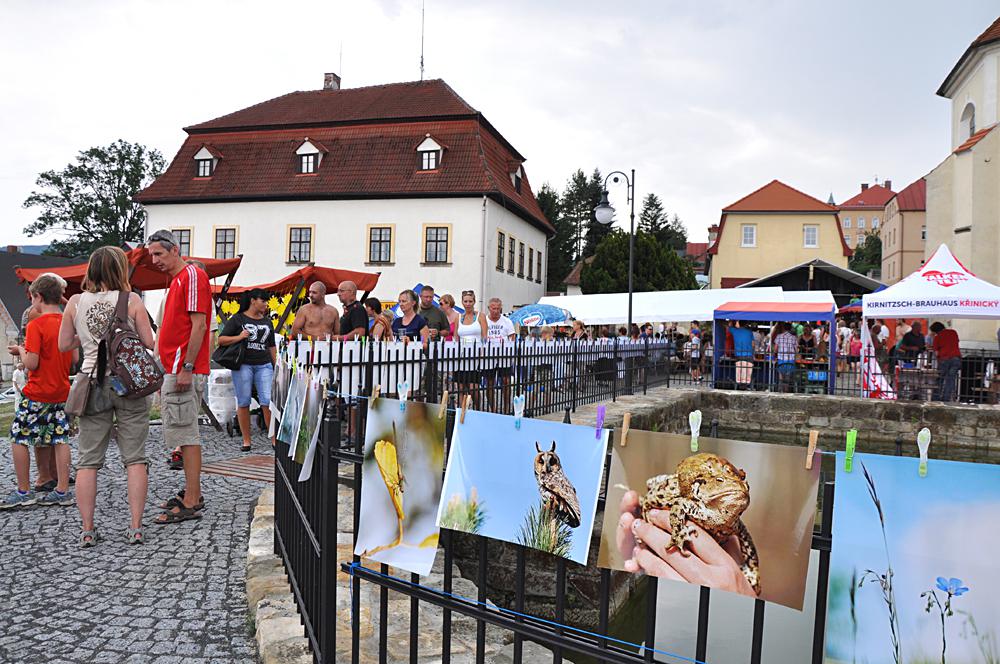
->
<box><xmin>861</xmin><ymin>244</ymin><xmax>1000</xmax><ymax>398</ymax></box>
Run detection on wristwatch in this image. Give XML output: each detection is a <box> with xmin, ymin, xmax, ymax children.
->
<box><xmin>182</xmin><ymin>362</ymin><xmax>195</xmax><ymax>372</ymax></box>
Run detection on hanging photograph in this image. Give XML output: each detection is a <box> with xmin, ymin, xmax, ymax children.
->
<box><xmin>277</xmin><ymin>366</ymin><xmax>306</xmax><ymax>448</ymax></box>
<box><xmin>269</xmin><ymin>348</ymin><xmax>290</xmax><ymax>440</ymax></box>
<box><xmin>597</xmin><ymin>431</ymin><xmax>820</xmax><ymax>610</ymax></box>
<box><xmin>354</xmin><ymin>398</ymin><xmax>446</xmax><ymax>576</ymax></box>
<box><xmin>437</xmin><ymin>410</ymin><xmax>609</xmax><ymax>565</ymax></box>
<box><xmin>294</xmin><ymin>373</ymin><xmax>323</xmax><ymax>466</ymax></box>
<box><xmin>825</xmin><ymin>452</ymin><xmax>1000</xmax><ymax>664</ymax></box>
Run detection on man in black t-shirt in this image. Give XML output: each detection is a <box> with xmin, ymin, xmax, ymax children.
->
<box><xmin>899</xmin><ymin>321</ymin><xmax>926</xmax><ymax>364</ymax></box>
<box><xmin>336</xmin><ymin>281</ymin><xmax>369</xmax><ymax>340</ymax></box>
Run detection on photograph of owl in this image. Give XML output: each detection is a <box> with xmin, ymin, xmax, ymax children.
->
<box><xmin>534</xmin><ymin>441</ymin><xmax>581</xmax><ymax>528</ymax></box>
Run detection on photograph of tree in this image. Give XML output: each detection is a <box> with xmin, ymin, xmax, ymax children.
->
<box><xmin>354</xmin><ymin>398</ymin><xmax>446</xmax><ymax>576</ymax></box>
<box><xmin>826</xmin><ymin>452</ymin><xmax>1000</xmax><ymax>664</ymax></box>
<box><xmin>597</xmin><ymin>431</ymin><xmax>819</xmax><ymax>610</ymax></box>
<box><xmin>436</xmin><ymin>410</ymin><xmax>609</xmax><ymax>565</ymax></box>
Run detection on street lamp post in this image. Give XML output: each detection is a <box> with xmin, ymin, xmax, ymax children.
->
<box><xmin>593</xmin><ymin>169</ymin><xmax>636</xmax><ymax>330</ymax></box>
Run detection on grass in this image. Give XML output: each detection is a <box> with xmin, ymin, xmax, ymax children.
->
<box><xmin>439</xmin><ymin>488</ymin><xmax>486</xmax><ymax>534</ymax></box>
<box><xmin>0</xmin><ymin>401</ymin><xmax>14</xmax><ymax>435</ymax></box>
<box><xmin>516</xmin><ymin>499</ymin><xmax>573</xmax><ymax>558</ymax></box>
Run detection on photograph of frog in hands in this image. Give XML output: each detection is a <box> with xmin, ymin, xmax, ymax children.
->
<box><xmin>598</xmin><ymin>431</ymin><xmax>820</xmax><ymax>610</ymax></box>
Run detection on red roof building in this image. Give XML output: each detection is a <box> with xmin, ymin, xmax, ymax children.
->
<box><xmin>837</xmin><ymin>181</ymin><xmax>894</xmax><ymax>249</ymax></box>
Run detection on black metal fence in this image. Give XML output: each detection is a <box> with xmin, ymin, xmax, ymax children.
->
<box><xmin>272</xmin><ymin>340</ymin><xmax>844</xmax><ymax>664</ymax></box>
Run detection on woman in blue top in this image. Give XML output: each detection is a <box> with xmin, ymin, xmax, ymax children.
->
<box><xmin>390</xmin><ymin>289</ymin><xmax>429</xmax><ymax>342</ymax></box>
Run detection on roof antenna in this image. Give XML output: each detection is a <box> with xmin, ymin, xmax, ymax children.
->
<box><xmin>420</xmin><ymin>0</ymin><xmax>425</xmax><ymax>81</ymax></box>
<box><xmin>339</xmin><ymin>41</ymin><xmax>343</xmax><ymax>81</ymax></box>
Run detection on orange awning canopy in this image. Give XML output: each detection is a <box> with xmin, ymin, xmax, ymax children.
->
<box><xmin>212</xmin><ymin>264</ymin><xmax>380</xmax><ymax>296</ymax></box>
<box><xmin>15</xmin><ymin>247</ymin><xmax>243</xmax><ymax>295</ymax></box>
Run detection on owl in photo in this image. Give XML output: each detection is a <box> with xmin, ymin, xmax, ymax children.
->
<box><xmin>534</xmin><ymin>441</ymin><xmax>581</xmax><ymax>528</ymax></box>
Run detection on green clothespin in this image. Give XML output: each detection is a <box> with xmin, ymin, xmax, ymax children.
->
<box><xmin>689</xmin><ymin>410</ymin><xmax>702</xmax><ymax>452</ymax></box>
<box><xmin>916</xmin><ymin>428</ymin><xmax>931</xmax><ymax>478</ymax></box>
<box><xmin>844</xmin><ymin>429</ymin><xmax>857</xmax><ymax>473</ymax></box>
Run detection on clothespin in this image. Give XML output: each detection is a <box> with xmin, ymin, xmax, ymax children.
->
<box><xmin>513</xmin><ymin>394</ymin><xmax>526</xmax><ymax>429</ymax></box>
<box><xmin>844</xmin><ymin>429</ymin><xmax>857</xmax><ymax>473</ymax></box>
<box><xmin>320</xmin><ymin>379</ymin><xmax>328</xmax><ymax>401</ymax></box>
<box><xmin>916</xmin><ymin>427</ymin><xmax>931</xmax><ymax>477</ymax></box>
<box><xmin>397</xmin><ymin>380</ymin><xmax>410</xmax><ymax>410</ymax></box>
<box><xmin>595</xmin><ymin>405</ymin><xmax>606</xmax><ymax>439</ymax></box>
<box><xmin>620</xmin><ymin>412</ymin><xmax>632</xmax><ymax>447</ymax></box>
<box><xmin>805</xmin><ymin>430</ymin><xmax>819</xmax><ymax>470</ymax></box>
<box><xmin>438</xmin><ymin>390</ymin><xmax>449</xmax><ymax>419</ymax></box>
<box><xmin>460</xmin><ymin>394</ymin><xmax>472</xmax><ymax>424</ymax></box>
<box><xmin>689</xmin><ymin>410</ymin><xmax>702</xmax><ymax>452</ymax></box>
<box><xmin>371</xmin><ymin>384</ymin><xmax>381</xmax><ymax>407</ymax></box>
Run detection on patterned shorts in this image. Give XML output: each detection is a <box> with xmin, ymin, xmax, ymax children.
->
<box><xmin>10</xmin><ymin>396</ymin><xmax>71</xmax><ymax>447</ymax></box>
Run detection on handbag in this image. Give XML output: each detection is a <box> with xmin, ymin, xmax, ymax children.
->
<box><xmin>65</xmin><ymin>370</ymin><xmax>93</xmax><ymax>418</ymax></box>
<box><xmin>212</xmin><ymin>338</ymin><xmax>245</xmax><ymax>371</ymax></box>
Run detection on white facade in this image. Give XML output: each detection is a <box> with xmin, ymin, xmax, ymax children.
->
<box><xmin>144</xmin><ymin>196</ymin><xmax>546</xmax><ymax>310</ymax></box>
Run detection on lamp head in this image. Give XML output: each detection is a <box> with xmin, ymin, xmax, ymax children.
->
<box><xmin>594</xmin><ymin>190</ymin><xmax>615</xmax><ymax>225</ymax></box>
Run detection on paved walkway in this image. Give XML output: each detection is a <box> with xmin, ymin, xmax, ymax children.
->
<box><xmin>0</xmin><ymin>422</ymin><xmax>268</xmax><ymax>664</ymax></box>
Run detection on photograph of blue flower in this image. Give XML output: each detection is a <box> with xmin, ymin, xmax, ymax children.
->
<box><xmin>436</xmin><ymin>410</ymin><xmax>609</xmax><ymax>565</ymax></box>
<box><xmin>826</xmin><ymin>452</ymin><xmax>1000</xmax><ymax>664</ymax></box>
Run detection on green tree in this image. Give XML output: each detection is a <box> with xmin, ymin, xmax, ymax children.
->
<box><xmin>580</xmin><ymin>230</ymin><xmax>698</xmax><ymax>294</ymax></box>
<box><xmin>537</xmin><ymin>183</ymin><xmax>573</xmax><ymax>290</ymax></box>
<box><xmin>849</xmin><ymin>230</ymin><xmax>882</xmax><ymax>276</ymax></box>
<box><xmin>23</xmin><ymin>140</ymin><xmax>165</xmax><ymax>257</ymax></box>
<box><xmin>638</xmin><ymin>193</ymin><xmax>666</xmax><ymax>236</ymax></box>
<box><xmin>582</xmin><ymin>169</ymin><xmax>612</xmax><ymax>256</ymax></box>
<box><xmin>659</xmin><ymin>213</ymin><xmax>688</xmax><ymax>252</ymax></box>
<box><xmin>560</xmin><ymin>169</ymin><xmax>603</xmax><ymax>260</ymax></box>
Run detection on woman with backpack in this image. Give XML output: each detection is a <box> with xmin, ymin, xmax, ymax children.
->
<box><xmin>58</xmin><ymin>246</ymin><xmax>156</xmax><ymax>547</ymax></box>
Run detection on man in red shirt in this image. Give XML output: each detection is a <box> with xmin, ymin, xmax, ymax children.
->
<box><xmin>2</xmin><ymin>274</ymin><xmax>76</xmax><ymax>509</ymax></box>
<box><xmin>930</xmin><ymin>322</ymin><xmax>961</xmax><ymax>402</ymax></box>
<box><xmin>149</xmin><ymin>230</ymin><xmax>211</xmax><ymax>523</ymax></box>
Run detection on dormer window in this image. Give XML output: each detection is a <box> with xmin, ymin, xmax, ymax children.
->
<box><xmin>193</xmin><ymin>145</ymin><xmax>220</xmax><ymax>178</ymax></box>
<box><xmin>296</xmin><ymin>138</ymin><xmax>327</xmax><ymax>175</ymax></box>
<box><xmin>510</xmin><ymin>163</ymin><xmax>524</xmax><ymax>194</ymax></box>
<box><xmin>416</xmin><ymin>135</ymin><xmax>443</xmax><ymax>171</ymax></box>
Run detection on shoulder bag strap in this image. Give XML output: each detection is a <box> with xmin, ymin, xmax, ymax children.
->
<box><xmin>115</xmin><ymin>290</ymin><xmax>130</xmax><ymax>325</ymax></box>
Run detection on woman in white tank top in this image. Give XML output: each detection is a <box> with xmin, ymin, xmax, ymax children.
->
<box><xmin>456</xmin><ymin>290</ymin><xmax>487</xmax><ymax>408</ymax></box>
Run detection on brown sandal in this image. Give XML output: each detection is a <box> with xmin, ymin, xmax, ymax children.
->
<box><xmin>154</xmin><ymin>505</ymin><xmax>203</xmax><ymax>525</ymax></box>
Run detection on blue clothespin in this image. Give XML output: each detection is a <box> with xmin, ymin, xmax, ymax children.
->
<box><xmin>916</xmin><ymin>428</ymin><xmax>931</xmax><ymax>477</ymax></box>
<box><xmin>689</xmin><ymin>410</ymin><xmax>702</xmax><ymax>452</ymax></box>
<box><xmin>844</xmin><ymin>429</ymin><xmax>857</xmax><ymax>473</ymax></box>
<box><xmin>397</xmin><ymin>380</ymin><xmax>410</xmax><ymax>410</ymax></box>
<box><xmin>595</xmin><ymin>405</ymin><xmax>606</xmax><ymax>439</ymax></box>
<box><xmin>512</xmin><ymin>394</ymin><xmax>526</xmax><ymax>429</ymax></box>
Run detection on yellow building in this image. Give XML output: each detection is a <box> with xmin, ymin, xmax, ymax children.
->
<box><xmin>926</xmin><ymin>15</ymin><xmax>1000</xmax><ymax>343</ymax></box>
<box><xmin>880</xmin><ymin>178</ymin><xmax>926</xmax><ymax>284</ymax></box>
<box><xmin>837</xmin><ymin>182</ymin><xmax>894</xmax><ymax>250</ymax></box>
<box><xmin>707</xmin><ymin>180</ymin><xmax>851</xmax><ymax>289</ymax></box>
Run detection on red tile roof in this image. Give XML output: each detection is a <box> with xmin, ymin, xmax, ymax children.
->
<box><xmin>938</xmin><ymin>15</ymin><xmax>1000</xmax><ymax>96</ymax></box>
<box><xmin>562</xmin><ymin>256</ymin><xmax>594</xmax><ymax>287</ymax></box>
<box><xmin>838</xmin><ymin>184</ymin><xmax>895</xmax><ymax>209</ymax></box>
<box><xmin>721</xmin><ymin>277</ymin><xmax>754</xmax><ymax>288</ymax></box>
<box><xmin>953</xmin><ymin>123</ymin><xmax>997</xmax><ymax>153</ymax></box>
<box><xmin>710</xmin><ymin>180</ymin><xmax>850</xmax><ymax>256</ymax></box>
<box><xmin>893</xmin><ymin>177</ymin><xmax>927</xmax><ymax>212</ymax></box>
<box><xmin>723</xmin><ymin>180</ymin><xmax>837</xmax><ymax>213</ymax></box>
<box><xmin>138</xmin><ymin>80</ymin><xmax>551</xmax><ymax>234</ymax></box>
<box><xmin>685</xmin><ymin>242</ymin><xmax>709</xmax><ymax>259</ymax></box>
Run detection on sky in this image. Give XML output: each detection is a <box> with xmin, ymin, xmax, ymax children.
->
<box><xmin>1</xmin><ymin>0</ymin><xmax>998</xmax><ymax>246</ymax></box>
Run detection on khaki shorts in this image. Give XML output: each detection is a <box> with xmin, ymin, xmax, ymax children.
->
<box><xmin>77</xmin><ymin>384</ymin><xmax>151</xmax><ymax>470</ymax></box>
<box><xmin>161</xmin><ymin>373</ymin><xmax>205</xmax><ymax>448</ymax></box>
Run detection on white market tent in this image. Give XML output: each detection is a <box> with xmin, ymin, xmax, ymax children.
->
<box><xmin>537</xmin><ymin>287</ymin><xmax>842</xmax><ymax>325</ymax></box>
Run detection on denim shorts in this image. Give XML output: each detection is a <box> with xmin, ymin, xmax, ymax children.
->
<box><xmin>233</xmin><ymin>362</ymin><xmax>274</xmax><ymax>408</ymax></box>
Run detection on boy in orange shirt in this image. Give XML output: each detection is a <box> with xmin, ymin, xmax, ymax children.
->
<box><xmin>2</xmin><ymin>274</ymin><xmax>77</xmax><ymax>508</ymax></box>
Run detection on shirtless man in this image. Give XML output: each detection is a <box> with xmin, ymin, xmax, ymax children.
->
<box><xmin>290</xmin><ymin>281</ymin><xmax>339</xmax><ymax>339</ymax></box>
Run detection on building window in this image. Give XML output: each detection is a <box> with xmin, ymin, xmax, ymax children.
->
<box><xmin>842</xmin><ymin>217</ymin><xmax>851</xmax><ymax>228</ymax></box>
<box><xmin>528</xmin><ymin>248</ymin><xmax>534</xmax><ymax>280</ymax></box>
<box><xmin>844</xmin><ymin>233</ymin><xmax>851</xmax><ymax>246</ymax></box>
<box><xmin>961</xmin><ymin>102</ymin><xmax>976</xmax><ymax>139</ymax></box>
<box><xmin>424</xmin><ymin>226</ymin><xmax>449</xmax><ymax>263</ymax></box>
<box><xmin>921</xmin><ymin>225</ymin><xmax>926</xmax><ymax>241</ymax></box>
<box><xmin>214</xmin><ymin>228</ymin><xmax>236</xmax><ymax>259</ymax></box>
<box><xmin>197</xmin><ymin>159</ymin><xmax>213</xmax><ymax>177</ymax></box>
<box><xmin>857</xmin><ymin>217</ymin><xmax>865</xmax><ymax>229</ymax></box>
<box><xmin>508</xmin><ymin>236</ymin><xmax>516</xmax><ymax>274</ymax></box>
<box><xmin>803</xmin><ymin>225</ymin><xmax>818</xmax><ymax>248</ymax></box>
<box><xmin>496</xmin><ymin>231</ymin><xmax>506</xmax><ymax>271</ymax></box>
<box><xmin>536</xmin><ymin>251</ymin><xmax>542</xmax><ymax>283</ymax></box>
<box><xmin>872</xmin><ymin>216</ymin><xmax>879</xmax><ymax>229</ymax></box>
<box><xmin>420</xmin><ymin>150</ymin><xmax>439</xmax><ymax>170</ymax></box>
<box><xmin>288</xmin><ymin>227</ymin><xmax>312</xmax><ymax>263</ymax></box>
<box><xmin>300</xmin><ymin>154</ymin><xmax>316</xmax><ymax>174</ymax></box>
<box><xmin>173</xmin><ymin>229</ymin><xmax>191</xmax><ymax>256</ymax></box>
<box><xmin>368</xmin><ymin>226</ymin><xmax>392</xmax><ymax>263</ymax></box>
<box><xmin>740</xmin><ymin>224</ymin><xmax>756</xmax><ymax>247</ymax></box>
<box><xmin>518</xmin><ymin>242</ymin><xmax>525</xmax><ymax>277</ymax></box>
<box><xmin>514</xmin><ymin>170</ymin><xmax>522</xmax><ymax>194</ymax></box>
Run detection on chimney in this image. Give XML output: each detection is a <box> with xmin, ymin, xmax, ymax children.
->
<box><xmin>861</xmin><ymin>183</ymin><xmax>869</xmax><ymax>191</ymax></box>
<box><xmin>6</xmin><ymin>245</ymin><xmax>18</xmax><ymax>253</ymax></box>
<box><xmin>884</xmin><ymin>179</ymin><xmax>892</xmax><ymax>191</ymax></box>
<box><xmin>323</xmin><ymin>73</ymin><xmax>341</xmax><ymax>90</ymax></box>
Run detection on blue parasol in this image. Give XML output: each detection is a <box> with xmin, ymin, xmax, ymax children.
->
<box><xmin>508</xmin><ymin>303</ymin><xmax>573</xmax><ymax>327</ymax></box>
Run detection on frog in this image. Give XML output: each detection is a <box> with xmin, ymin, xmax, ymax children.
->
<box><xmin>638</xmin><ymin>452</ymin><xmax>760</xmax><ymax>595</ymax></box>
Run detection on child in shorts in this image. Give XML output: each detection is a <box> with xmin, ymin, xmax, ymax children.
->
<box><xmin>1</xmin><ymin>274</ymin><xmax>77</xmax><ymax>509</ymax></box>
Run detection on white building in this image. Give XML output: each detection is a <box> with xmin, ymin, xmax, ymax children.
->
<box><xmin>138</xmin><ymin>76</ymin><xmax>552</xmax><ymax>309</ymax></box>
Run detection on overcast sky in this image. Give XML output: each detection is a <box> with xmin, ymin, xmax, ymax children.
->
<box><xmin>1</xmin><ymin>0</ymin><xmax>997</xmax><ymax>246</ymax></box>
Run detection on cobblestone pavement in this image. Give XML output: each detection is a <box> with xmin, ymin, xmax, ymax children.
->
<box><xmin>0</xmin><ymin>421</ymin><xmax>269</xmax><ymax>664</ymax></box>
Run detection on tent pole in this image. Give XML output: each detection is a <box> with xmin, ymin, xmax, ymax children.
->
<box><xmin>214</xmin><ymin>254</ymin><xmax>242</xmax><ymax>308</ymax></box>
<box><xmin>275</xmin><ymin>276</ymin><xmax>307</xmax><ymax>336</ymax></box>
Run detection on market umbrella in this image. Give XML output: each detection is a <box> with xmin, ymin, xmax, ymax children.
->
<box><xmin>509</xmin><ymin>303</ymin><xmax>572</xmax><ymax>327</ymax></box>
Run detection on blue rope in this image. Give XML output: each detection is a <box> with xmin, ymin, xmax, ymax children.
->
<box><xmin>347</xmin><ymin>561</ymin><xmax>709</xmax><ymax>664</ymax></box>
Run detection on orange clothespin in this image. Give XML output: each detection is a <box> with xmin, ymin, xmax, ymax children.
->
<box><xmin>459</xmin><ymin>394</ymin><xmax>472</xmax><ymax>424</ymax></box>
<box><xmin>805</xmin><ymin>429</ymin><xmax>819</xmax><ymax>470</ymax></box>
<box><xmin>620</xmin><ymin>412</ymin><xmax>632</xmax><ymax>447</ymax></box>
<box><xmin>438</xmin><ymin>390</ymin><xmax>449</xmax><ymax>419</ymax></box>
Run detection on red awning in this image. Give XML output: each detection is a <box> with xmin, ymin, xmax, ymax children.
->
<box><xmin>213</xmin><ymin>264</ymin><xmax>380</xmax><ymax>296</ymax></box>
<box><xmin>14</xmin><ymin>247</ymin><xmax>243</xmax><ymax>295</ymax></box>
